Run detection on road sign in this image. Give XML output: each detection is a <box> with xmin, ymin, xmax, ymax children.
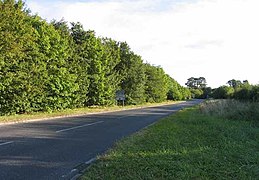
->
<box><xmin>116</xmin><ymin>90</ymin><xmax>125</xmax><ymax>100</ymax></box>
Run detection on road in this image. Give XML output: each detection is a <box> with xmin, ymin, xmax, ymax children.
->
<box><xmin>0</xmin><ymin>99</ymin><xmax>202</xmax><ymax>180</ymax></box>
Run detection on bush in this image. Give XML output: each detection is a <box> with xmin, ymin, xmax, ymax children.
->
<box><xmin>212</xmin><ymin>86</ymin><xmax>234</xmax><ymax>99</ymax></box>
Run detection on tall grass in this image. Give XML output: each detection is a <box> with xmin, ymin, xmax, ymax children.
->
<box><xmin>200</xmin><ymin>99</ymin><xmax>259</xmax><ymax>124</ymax></box>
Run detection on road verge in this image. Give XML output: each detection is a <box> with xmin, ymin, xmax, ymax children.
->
<box><xmin>0</xmin><ymin>101</ymin><xmax>184</xmax><ymax>125</ymax></box>
<box><xmin>80</xmin><ymin>105</ymin><xmax>258</xmax><ymax>179</ymax></box>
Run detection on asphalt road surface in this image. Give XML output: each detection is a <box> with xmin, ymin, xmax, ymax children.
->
<box><xmin>0</xmin><ymin>99</ymin><xmax>202</xmax><ymax>180</ymax></box>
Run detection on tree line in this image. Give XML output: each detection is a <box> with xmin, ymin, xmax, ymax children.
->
<box><xmin>185</xmin><ymin>77</ymin><xmax>258</xmax><ymax>102</ymax></box>
<box><xmin>0</xmin><ymin>0</ymin><xmax>191</xmax><ymax>115</ymax></box>
<box><xmin>212</xmin><ymin>79</ymin><xmax>259</xmax><ymax>102</ymax></box>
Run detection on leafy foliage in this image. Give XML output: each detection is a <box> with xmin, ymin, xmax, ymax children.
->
<box><xmin>0</xmin><ymin>0</ymin><xmax>190</xmax><ymax>115</ymax></box>
<box><xmin>185</xmin><ymin>77</ymin><xmax>209</xmax><ymax>99</ymax></box>
<box><xmin>185</xmin><ymin>77</ymin><xmax>207</xmax><ymax>89</ymax></box>
<box><xmin>145</xmin><ymin>64</ymin><xmax>169</xmax><ymax>103</ymax></box>
<box><xmin>167</xmin><ymin>76</ymin><xmax>191</xmax><ymax>100</ymax></box>
<box><xmin>212</xmin><ymin>79</ymin><xmax>259</xmax><ymax>102</ymax></box>
<box><xmin>212</xmin><ymin>85</ymin><xmax>234</xmax><ymax>99</ymax></box>
<box><xmin>116</xmin><ymin>42</ymin><xmax>146</xmax><ymax>105</ymax></box>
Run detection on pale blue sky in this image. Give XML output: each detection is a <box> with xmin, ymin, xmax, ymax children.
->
<box><xmin>26</xmin><ymin>0</ymin><xmax>259</xmax><ymax>87</ymax></box>
<box><xmin>26</xmin><ymin>0</ymin><xmax>198</xmax><ymax>12</ymax></box>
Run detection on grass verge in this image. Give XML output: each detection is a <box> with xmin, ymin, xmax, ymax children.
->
<box><xmin>0</xmin><ymin>101</ymin><xmax>181</xmax><ymax>124</ymax></box>
<box><xmin>81</xmin><ymin>104</ymin><xmax>259</xmax><ymax>179</ymax></box>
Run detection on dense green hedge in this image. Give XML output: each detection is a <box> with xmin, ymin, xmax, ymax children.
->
<box><xmin>212</xmin><ymin>84</ymin><xmax>259</xmax><ymax>102</ymax></box>
<box><xmin>0</xmin><ymin>0</ymin><xmax>191</xmax><ymax>115</ymax></box>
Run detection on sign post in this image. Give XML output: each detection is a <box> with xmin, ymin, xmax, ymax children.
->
<box><xmin>115</xmin><ymin>90</ymin><xmax>125</xmax><ymax>106</ymax></box>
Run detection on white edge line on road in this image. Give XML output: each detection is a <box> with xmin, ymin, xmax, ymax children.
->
<box><xmin>56</xmin><ymin>121</ymin><xmax>104</xmax><ymax>133</ymax></box>
<box><xmin>0</xmin><ymin>141</ymin><xmax>14</xmax><ymax>146</ymax></box>
<box><xmin>85</xmin><ymin>157</ymin><xmax>96</xmax><ymax>165</ymax></box>
<box><xmin>62</xmin><ymin>157</ymin><xmax>97</xmax><ymax>179</ymax></box>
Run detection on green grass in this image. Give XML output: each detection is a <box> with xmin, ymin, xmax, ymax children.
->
<box><xmin>81</xmin><ymin>103</ymin><xmax>259</xmax><ymax>179</ymax></box>
<box><xmin>0</xmin><ymin>101</ymin><xmax>180</xmax><ymax>124</ymax></box>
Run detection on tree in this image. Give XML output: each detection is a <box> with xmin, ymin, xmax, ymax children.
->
<box><xmin>186</xmin><ymin>77</ymin><xmax>207</xmax><ymax>89</ymax></box>
<box><xmin>84</xmin><ymin>31</ymin><xmax>106</xmax><ymax>106</ymax></box>
<box><xmin>69</xmin><ymin>22</ymin><xmax>90</xmax><ymax>106</ymax></box>
<box><xmin>0</xmin><ymin>0</ymin><xmax>47</xmax><ymax>114</ymax></box>
<box><xmin>227</xmin><ymin>79</ymin><xmax>242</xmax><ymax>88</ymax></box>
<box><xmin>250</xmin><ymin>85</ymin><xmax>259</xmax><ymax>102</ymax></box>
<box><xmin>234</xmin><ymin>86</ymin><xmax>252</xmax><ymax>101</ymax></box>
<box><xmin>212</xmin><ymin>86</ymin><xmax>234</xmax><ymax>99</ymax></box>
<box><xmin>201</xmin><ymin>87</ymin><xmax>212</xmax><ymax>98</ymax></box>
<box><xmin>185</xmin><ymin>77</ymin><xmax>197</xmax><ymax>89</ymax></box>
<box><xmin>145</xmin><ymin>64</ymin><xmax>168</xmax><ymax>103</ymax></box>
<box><xmin>0</xmin><ymin>1</ymin><xmax>78</xmax><ymax>114</ymax></box>
<box><xmin>190</xmin><ymin>88</ymin><xmax>203</xmax><ymax>98</ymax></box>
<box><xmin>243</xmin><ymin>80</ymin><xmax>249</xmax><ymax>85</ymax></box>
<box><xmin>31</xmin><ymin>16</ymin><xmax>79</xmax><ymax>111</ymax></box>
<box><xmin>116</xmin><ymin>42</ymin><xmax>146</xmax><ymax>105</ymax></box>
<box><xmin>101</xmin><ymin>38</ymin><xmax>121</xmax><ymax>105</ymax></box>
<box><xmin>0</xmin><ymin>0</ymin><xmax>190</xmax><ymax>115</ymax></box>
<box><xmin>166</xmin><ymin>76</ymin><xmax>190</xmax><ymax>100</ymax></box>
<box><xmin>185</xmin><ymin>77</ymin><xmax>207</xmax><ymax>98</ymax></box>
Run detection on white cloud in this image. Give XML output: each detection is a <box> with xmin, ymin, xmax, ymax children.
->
<box><xmin>26</xmin><ymin>0</ymin><xmax>259</xmax><ymax>87</ymax></box>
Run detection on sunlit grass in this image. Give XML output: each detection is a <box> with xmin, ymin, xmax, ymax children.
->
<box><xmin>0</xmin><ymin>101</ymin><xmax>181</xmax><ymax>124</ymax></box>
<box><xmin>81</xmin><ymin>104</ymin><xmax>259</xmax><ymax>179</ymax></box>
<box><xmin>200</xmin><ymin>99</ymin><xmax>259</xmax><ymax>124</ymax></box>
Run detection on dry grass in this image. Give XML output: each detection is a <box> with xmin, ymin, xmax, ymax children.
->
<box><xmin>199</xmin><ymin>99</ymin><xmax>259</xmax><ymax>124</ymax></box>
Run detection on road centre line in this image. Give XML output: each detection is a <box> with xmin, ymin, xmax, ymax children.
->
<box><xmin>56</xmin><ymin>121</ymin><xmax>104</xmax><ymax>133</ymax></box>
<box><xmin>117</xmin><ymin>114</ymin><xmax>133</xmax><ymax>119</ymax></box>
<box><xmin>0</xmin><ymin>141</ymin><xmax>14</xmax><ymax>146</ymax></box>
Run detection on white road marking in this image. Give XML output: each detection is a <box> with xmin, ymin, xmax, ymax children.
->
<box><xmin>0</xmin><ymin>141</ymin><xmax>14</xmax><ymax>146</ymax></box>
<box><xmin>85</xmin><ymin>157</ymin><xmax>96</xmax><ymax>165</ymax></box>
<box><xmin>117</xmin><ymin>114</ymin><xmax>132</xmax><ymax>119</ymax></box>
<box><xmin>61</xmin><ymin>168</ymin><xmax>79</xmax><ymax>179</ymax></box>
<box><xmin>62</xmin><ymin>157</ymin><xmax>96</xmax><ymax>179</ymax></box>
<box><xmin>56</xmin><ymin>121</ymin><xmax>104</xmax><ymax>133</ymax></box>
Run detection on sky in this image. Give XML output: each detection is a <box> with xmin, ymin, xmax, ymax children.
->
<box><xmin>25</xmin><ymin>0</ymin><xmax>259</xmax><ymax>88</ymax></box>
